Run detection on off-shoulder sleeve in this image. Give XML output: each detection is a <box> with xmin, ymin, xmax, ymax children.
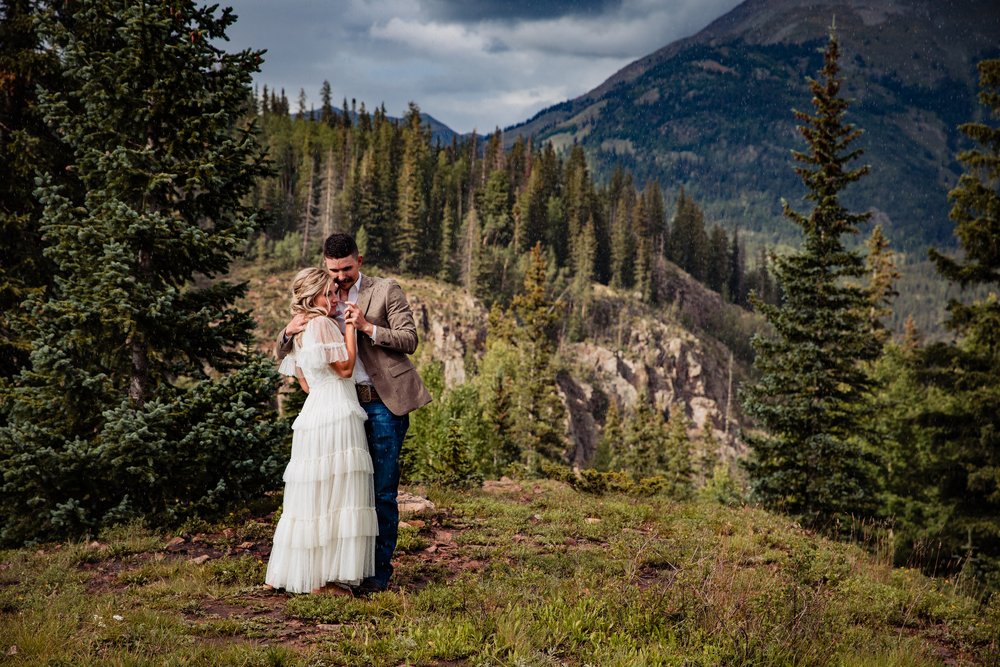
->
<box><xmin>277</xmin><ymin>352</ymin><xmax>299</xmax><ymax>377</ymax></box>
<box><xmin>296</xmin><ymin>317</ymin><xmax>349</xmax><ymax>369</ymax></box>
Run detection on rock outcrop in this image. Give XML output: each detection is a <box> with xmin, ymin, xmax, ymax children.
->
<box><xmin>401</xmin><ymin>267</ymin><xmax>754</xmax><ymax>468</ymax></box>
<box><xmin>242</xmin><ymin>265</ymin><xmax>753</xmax><ymax>468</ymax></box>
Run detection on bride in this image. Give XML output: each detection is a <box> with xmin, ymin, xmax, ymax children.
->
<box><xmin>265</xmin><ymin>267</ymin><xmax>377</xmax><ymax>594</ymax></box>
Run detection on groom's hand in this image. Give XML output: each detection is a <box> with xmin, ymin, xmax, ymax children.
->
<box><xmin>344</xmin><ymin>303</ymin><xmax>373</xmax><ymax>337</ymax></box>
<box><xmin>283</xmin><ymin>313</ymin><xmax>310</xmax><ymax>338</ymax></box>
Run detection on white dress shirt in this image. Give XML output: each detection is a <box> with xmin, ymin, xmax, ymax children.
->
<box><xmin>335</xmin><ymin>272</ymin><xmax>375</xmax><ymax>384</ymax></box>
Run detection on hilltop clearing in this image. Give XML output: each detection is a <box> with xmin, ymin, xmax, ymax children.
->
<box><xmin>1</xmin><ymin>480</ymin><xmax>997</xmax><ymax>665</ymax></box>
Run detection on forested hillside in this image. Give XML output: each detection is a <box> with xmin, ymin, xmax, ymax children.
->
<box><xmin>506</xmin><ymin>0</ymin><xmax>1000</xmax><ymax>334</ymax></box>
<box><xmin>251</xmin><ymin>91</ymin><xmax>775</xmax><ymax>318</ymax></box>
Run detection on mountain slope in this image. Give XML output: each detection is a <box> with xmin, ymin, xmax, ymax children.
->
<box><xmin>507</xmin><ymin>0</ymin><xmax>1000</xmax><ymax>255</ymax></box>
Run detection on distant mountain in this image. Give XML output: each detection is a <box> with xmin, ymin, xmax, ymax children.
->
<box><xmin>506</xmin><ymin>0</ymin><xmax>1000</xmax><ymax>255</ymax></box>
<box><xmin>421</xmin><ymin>113</ymin><xmax>464</xmax><ymax>146</ymax></box>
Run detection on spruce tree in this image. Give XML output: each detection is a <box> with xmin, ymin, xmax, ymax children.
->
<box><xmin>476</xmin><ymin>304</ymin><xmax>522</xmax><ymax>475</ymax></box>
<box><xmin>319</xmin><ymin>80</ymin><xmax>334</xmax><ymax>125</ymax></box>
<box><xmin>593</xmin><ymin>399</ymin><xmax>620</xmax><ymax>472</ymax></box>
<box><xmin>610</xmin><ymin>190</ymin><xmax>636</xmax><ymax>290</ymax></box>
<box><xmin>620</xmin><ymin>392</ymin><xmax>667</xmax><ymax>479</ymax></box>
<box><xmin>478</xmin><ymin>244</ymin><xmax>566</xmax><ymax>472</ymax></box>
<box><xmin>668</xmin><ymin>188</ymin><xmax>709</xmax><ymax>281</ymax></box>
<box><xmin>919</xmin><ymin>58</ymin><xmax>1000</xmax><ymax>586</ymax></box>
<box><xmin>728</xmin><ymin>227</ymin><xmax>746</xmax><ymax>306</ymax></box>
<box><xmin>508</xmin><ymin>244</ymin><xmax>566</xmax><ymax>466</ymax></box>
<box><xmin>0</xmin><ymin>0</ymin><xmax>66</xmax><ymax>383</ymax></box>
<box><xmin>0</xmin><ymin>0</ymin><xmax>285</xmax><ymax>543</ymax></box>
<box><xmin>740</xmin><ymin>31</ymin><xmax>881</xmax><ymax>527</ymax></box>
<box><xmin>662</xmin><ymin>405</ymin><xmax>694</xmax><ymax>499</ymax></box>
<box><xmin>865</xmin><ymin>224</ymin><xmax>899</xmax><ymax>345</ymax></box>
<box><xmin>396</xmin><ymin>103</ymin><xmax>429</xmax><ymax>272</ymax></box>
<box><xmin>705</xmin><ymin>225</ymin><xmax>730</xmax><ymax>295</ymax></box>
<box><xmin>642</xmin><ymin>183</ymin><xmax>668</xmax><ymax>303</ymax></box>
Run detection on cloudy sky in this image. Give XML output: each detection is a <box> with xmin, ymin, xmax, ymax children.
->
<box><xmin>224</xmin><ymin>0</ymin><xmax>744</xmax><ymax>134</ymax></box>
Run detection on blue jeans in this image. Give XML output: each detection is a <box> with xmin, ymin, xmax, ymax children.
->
<box><xmin>361</xmin><ymin>399</ymin><xmax>409</xmax><ymax>589</ymax></box>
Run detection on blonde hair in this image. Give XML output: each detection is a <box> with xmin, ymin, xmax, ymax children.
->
<box><xmin>289</xmin><ymin>267</ymin><xmax>332</xmax><ymax>320</ymax></box>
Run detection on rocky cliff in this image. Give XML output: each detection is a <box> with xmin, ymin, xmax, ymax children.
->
<box><xmin>241</xmin><ymin>261</ymin><xmax>754</xmax><ymax>468</ymax></box>
<box><xmin>401</xmin><ymin>269</ymin><xmax>754</xmax><ymax>468</ymax></box>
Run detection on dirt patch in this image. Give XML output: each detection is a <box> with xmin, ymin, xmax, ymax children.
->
<box><xmin>72</xmin><ymin>505</ymin><xmax>481</xmax><ymax>647</ymax></box>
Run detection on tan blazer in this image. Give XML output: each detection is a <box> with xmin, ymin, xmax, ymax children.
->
<box><xmin>277</xmin><ymin>274</ymin><xmax>431</xmax><ymax>416</ymax></box>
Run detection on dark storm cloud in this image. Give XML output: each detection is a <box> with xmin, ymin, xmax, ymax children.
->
<box><xmin>422</xmin><ymin>0</ymin><xmax>621</xmax><ymax>22</ymax></box>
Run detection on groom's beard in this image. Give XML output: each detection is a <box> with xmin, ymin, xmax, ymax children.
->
<box><xmin>333</xmin><ymin>278</ymin><xmax>352</xmax><ymax>300</ymax></box>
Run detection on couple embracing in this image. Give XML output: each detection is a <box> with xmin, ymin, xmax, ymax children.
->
<box><xmin>264</xmin><ymin>232</ymin><xmax>431</xmax><ymax>596</ymax></box>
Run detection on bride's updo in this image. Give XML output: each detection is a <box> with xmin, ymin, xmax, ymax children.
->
<box><xmin>290</xmin><ymin>267</ymin><xmax>332</xmax><ymax>318</ymax></box>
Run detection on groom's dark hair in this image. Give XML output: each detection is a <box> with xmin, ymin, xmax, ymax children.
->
<box><xmin>324</xmin><ymin>233</ymin><xmax>358</xmax><ymax>259</ymax></box>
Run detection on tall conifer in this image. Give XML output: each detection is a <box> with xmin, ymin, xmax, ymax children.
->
<box><xmin>919</xmin><ymin>58</ymin><xmax>1000</xmax><ymax>585</ymax></box>
<box><xmin>509</xmin><ymin>244</ymin><xmax>566</xmax><ymax>465</ymax></box>
<box><xmin>740</xmin><ymin>31</ymin><xmax>880</xmax><ymax>527</ymax></box>
<box><xmin>0</xmin><ymin>0</ymin><xmax>285</xmax><ymax>543</ymax></box>
<box><xmin>0</xmin><ymin>0</ymin><xmax>66</xmax><ymax>383</ymax></box>
<box><xmin>319</xmin><ymin>80</ymin><xmax>334</xmax><ymax>125</ymax></box>
<box><xmin>668</xmin><ymin>188</ymin><xmax>709</xmax><ymax>281</ymax></box>
<box><xmin>396</xmin><ymin>103</ymin><xmax>429</xmax><ymax>272</ymax></box>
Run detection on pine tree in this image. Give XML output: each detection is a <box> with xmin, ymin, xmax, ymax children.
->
<box><xmin>481</xmin><ymin>169</ymin><xmax>514</xmax><ymax>247</ymax></box>
<box><xmin>297</xmin><ymin>133</ymin><xmax>319</xmax><ymax>260</ymax></box>
<box><xmin>396</xmin><ymin>103</ymin><xmax>429</xmax><ymax>272</ymax></box>
<box><xmin>517</xmin><ymin>166</ymin><xmax>547</xmax><ymax>253</ymax></box>
<box><xmin>593</xmin><ymin>399</ymin><xmax>620</xmax><ymax>472</ymax></box>
<box><xmin>567</xmin><ymin>215</ymin><xmax>597</xmax><ymax>340</ymax></box>
<box><xmin>460</xmin><ymin>205</ymin><xmax>482</xmax><ymax>296</ymax></box>
<box><xmin>0</xmin><ymin>0</ymin><xmax>66</xmax><ymax>384</ymax></box>
<box><xmin>372</xmin><ymin>107</ymin><xmax>401</xmax><ymax>265</ymax></box>
<box><xmin>610</xmin><ymin>189</ymin><xmax>636</xmax><ymax>289</ymax></box>
<box><xmin>918</xmin><ymin>58</ymin><xmax>1000</xmax><ymax>586</ymax></box>
<box><xmin>705</xmin><ymin>225</ymin><xmax>730</xmax><ymax>295</ymax></box>
<box><xmin>642</xmin><ymin>182</ymin><xmax>668</xmax><ymax>303</ymax></box>
<box><xmin>746</xmin><ymin>246</ymin><xmax>780</xmax><ymax>307</ymax></box>
<box><xmin>0</xmin><ymin>0</ymin><xmax>285</xmax><ymax>543</ymax></box>
<box><xmin>865</xmin><ymin>224</ymin><xmax>899</xmax><ymax>345</ymax></box>
<box><xmin>620</xmin><ymin>393</ymin><xmax>667</xmax><ymax>479</ymax></box>
<box><xmin>437</xmin><ymin>179</ymin><xmax>458</xmax><ymax>283</ymax></box>
<box><xmin>740</xmin><ymin>31</ymin><xmax>881</xmax><ymax>527</ymax></box>
<box><xmin>663</xmin><ymin>405</ymin><xmax>694</xmax><ymax>499</ymax></box>
<box><xmin>727</xmin><ymin>227</ymin><xmax>746</xmax><ymax>306</ymax></box>
<box><xmin>296</xmin><ymin>88</ymin><xmax>307</xmax><ymax>117</ymax></box>
<box><xmin>319</xmin><ymin>80</ymin><xmax>334</xmax><ymax>125</ymax></box>
<box><xmin>508</xmin><ymin>244</ymin><xmax>566</xmax><ymax>467</ymax></box>
<box><xmin>632</xmin><ymin>195</ymin><xmax>653</xmax><ymax>301</ymax></box>
<box><xmin>668</xmin><ymin>188</ymin><xmax>709</xmax><ymax>281</ymax></box>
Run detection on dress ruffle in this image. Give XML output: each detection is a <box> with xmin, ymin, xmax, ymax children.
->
<box><xmin>281</xmin><ymin>445</ymin><xmax>374</xmax><ymax>483</ymax></box>
<box><xmin>296</xmin><ymin>341</ymin><xmax>349</xmax><ymax>369</ymax></box>
<box><xmin>278</xmin><ymin>354</ymin><xmax>298</xmax><ymax>377</ymax></box>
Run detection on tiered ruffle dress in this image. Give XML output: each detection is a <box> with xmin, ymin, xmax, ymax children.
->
<box><xmin>265</xmin><ymin>316</ymin><xmax>377</xmax><ymax>593</ymax></box>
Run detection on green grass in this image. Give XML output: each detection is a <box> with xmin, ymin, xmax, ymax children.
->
<box><xmin>1</xmin><ymin>480</ymin><xmax>997</xmax><ymax>666</ymax></box>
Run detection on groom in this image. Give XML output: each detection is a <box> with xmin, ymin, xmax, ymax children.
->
<box><xmin>277</xmin><ymin>232</ymin><xmax>431</xmax><ymax>594</ymax></box>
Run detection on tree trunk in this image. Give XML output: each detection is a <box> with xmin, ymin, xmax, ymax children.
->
<box><xmin>129</xmin><ymin>246</ymin><xmax>152</xmax><ymax>407</ymax></box>
<box><xmin>301</xmin><ymin>150</ymin><xmax>315</xmax><ymax>260</ymax></box>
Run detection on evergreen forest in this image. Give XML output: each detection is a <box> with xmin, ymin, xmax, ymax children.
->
<box><xmin>2</xmin><ymin>4</ymin><xmax>1000</xmax><ymax>657</ymax></box>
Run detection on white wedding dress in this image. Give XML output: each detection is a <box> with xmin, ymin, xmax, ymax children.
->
<box><xmin>265</xmin><ymin>316</ymin><xmax>377</xmax><ymax>593</ymax></box>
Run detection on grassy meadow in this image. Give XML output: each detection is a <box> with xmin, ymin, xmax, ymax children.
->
<box><xmin>1</xmin><ymin>479</ymin><xmax>997</xmax><ymax>666</ymax></box>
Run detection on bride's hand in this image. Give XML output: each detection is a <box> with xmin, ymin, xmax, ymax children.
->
<box><xmin>344</xmin><ymin>304</ymin><xmax>371</xmax><ymax>336</ymax></box>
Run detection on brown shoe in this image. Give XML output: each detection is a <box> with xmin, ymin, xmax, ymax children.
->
<box><xmin>313</xmin><ymin>582</ymin><xmax>354</xmax><ymax>597</ymax></box>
